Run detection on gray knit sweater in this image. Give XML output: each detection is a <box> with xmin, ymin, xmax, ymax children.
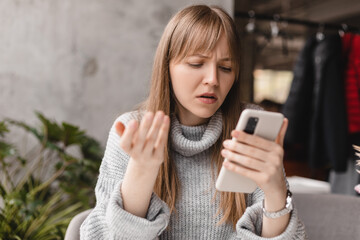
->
<box><xmin>80</xmin><ymin>110</ymin><xmax>307</xmax><ymax>239</ymax></box>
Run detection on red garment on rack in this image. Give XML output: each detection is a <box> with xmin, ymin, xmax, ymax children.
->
<box><xmin>342</xmin><ymin>33</ymin><xmax>360</xmax><ymax>133</ymax></box>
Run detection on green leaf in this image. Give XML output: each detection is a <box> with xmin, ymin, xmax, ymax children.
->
<box><xmin>0</xmin><ymin>141</ymin><xmax>16</xmax><ymax>158</ymax></box>
<box><xmin>35</xmin><ymin>112</ymin><xmax>63</xmax><ymax>143</ymax></box>
<box><xmin>80</xmin><ymin>136</ymin><xmax>103</xmax><ymax>162</ymax></box>
<box><xmin>61</xmin><ymin>122</ymin><xmax>85</xmax><ymax>146</ymax></box>
<box><xmin>0</xmin><ymin>182</ymin><xmax>7</xmax><ymax>196</ymax></box>
<box><xmin>0</xmin><ymin>121</ymin><xmax>9</xmax><ymax>137</ymax></box>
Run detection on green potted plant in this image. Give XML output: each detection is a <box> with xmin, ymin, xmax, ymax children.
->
<box><xmin>0</xmin><ymin>113</ymin><xmax>103</xmax><ymax>239</ymax></box>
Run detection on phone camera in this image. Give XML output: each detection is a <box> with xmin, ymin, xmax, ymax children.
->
<box><xmin>244</xmin><ymin>117</ymin><xmax>258</xmax><ymax>134</ymax></box>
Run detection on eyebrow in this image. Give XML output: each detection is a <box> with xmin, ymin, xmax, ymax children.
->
<box><xmin>189</xmin><ymin>54</ymin><xmax>232</xmax><ymax>61</ymax></box>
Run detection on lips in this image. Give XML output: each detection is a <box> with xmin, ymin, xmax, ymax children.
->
<box><xmin>197</xmin><ymin>92</ymin><xmax>218</xmax><ymax>104</ymax></box>
<box><xmin>197</xmin><ymin>93</ymin><xmax>218</xmax><ymax>100</ymax></box>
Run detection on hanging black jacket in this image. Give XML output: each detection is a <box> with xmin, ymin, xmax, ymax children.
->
<box><xmin>283</xmin><ymin>34</ymin><xmax>348</xmax><ymax>172</ymax></box>
<box><xmin>283</xmin><ymin>37</ymin><xmax>317</xmax><ymax>145</ymax></box>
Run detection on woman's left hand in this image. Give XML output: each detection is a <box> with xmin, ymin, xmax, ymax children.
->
<box><xmin>221</xmin><ymin>118</ymin><xmax>288</xmax><ymax>196</ymax></box>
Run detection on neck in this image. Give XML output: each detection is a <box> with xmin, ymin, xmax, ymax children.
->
<box><xmin>170</xmin><ymin>110</ymin><xmax>223</xmax><ymax>157</ymax></box>
<box><xmin>176</xmin><ymin>113</ymin><xmax>209</xmax><ymax>126</ymax></box>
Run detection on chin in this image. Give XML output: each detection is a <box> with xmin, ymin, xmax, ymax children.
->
<box><xmin>193</xmin><ymin>108</ymin><xmax>219</xmax><ymax>119</ymax></box>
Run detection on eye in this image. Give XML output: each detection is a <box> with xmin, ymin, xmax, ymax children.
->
<box><xmin>188</xmin><ymin>63</ymin><xmax>203</xmax><ymax>68</ymax></box>
<box><xmin>219</xmin><ymin>66</ymin><xmax>232</xmax><ymax>72</ymax></box>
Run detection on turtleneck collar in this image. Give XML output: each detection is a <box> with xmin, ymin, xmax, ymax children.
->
<box><xmin>170</xmin><ymin>111</ymin><xmax>223</xmax><ymax>157</ymax></box>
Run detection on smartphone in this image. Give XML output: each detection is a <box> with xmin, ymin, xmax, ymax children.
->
<box><xmin>215</xmin><ymin>109</ymin><xmax>284</xmax><ymax>193</ymax></box>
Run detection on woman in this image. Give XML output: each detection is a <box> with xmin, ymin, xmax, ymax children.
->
<box><xmin>80</xmin><ymin>5</ymin><xmax>306</xmax><ymax>239</ymax></box>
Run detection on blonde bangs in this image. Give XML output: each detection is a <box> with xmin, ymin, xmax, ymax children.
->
<box><xmin>168</xmin><ymin>7</ymin><xmax>240</xmax><ymax>79</ymax></box>
<box><xmin>169</xmin><ymin>9</ymin><xmax>223</xmax><ymax>62</ymax></box>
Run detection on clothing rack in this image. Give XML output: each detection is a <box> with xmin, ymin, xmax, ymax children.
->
<box><xmin>235</xmin><ymin>11</ymin><xmax>360</xmax><ymax>34</ymax></box>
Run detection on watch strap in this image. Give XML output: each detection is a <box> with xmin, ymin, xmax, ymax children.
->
<box><xmin>262</xmin><ymin>189</ymin><xmax>293</xmax><ymax>219</ymax></box>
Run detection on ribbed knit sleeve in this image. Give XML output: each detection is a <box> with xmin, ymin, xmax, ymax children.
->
<box><xmin>235</xmin><ymin>187</ymin><xmax>307</xmax><ymax>239</ymax></box>
<box><xmin>80</xmin><ymin>111</ymin><xmax>171</xmax><ymax>239</ymax></box>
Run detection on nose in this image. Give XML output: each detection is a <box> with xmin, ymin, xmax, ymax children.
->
<box><xmin>203</xmin><ymin>64</ymin><xmax>219</xmax><ymax>87</ymax></box>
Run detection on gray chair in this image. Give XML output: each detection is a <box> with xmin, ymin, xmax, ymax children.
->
<box><xmin>64</xmin><ymin>209</ymin><xmax>92</xmax><ymax>240</ymax></box>
<box><xmin>65</xmin><ymin>193</ymin><xmax>360</xmax><ymax>240</ymax></box>
<box><xmin>294</xmin><ymin>193</ymin><xmax>360</xmax><ymax>239</ymax></box>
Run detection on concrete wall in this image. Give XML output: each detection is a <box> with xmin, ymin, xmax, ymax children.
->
<box><xmin>0</xmin><ymin>0</ymin><xmax>233</xmax><ymax>145</ymax></box>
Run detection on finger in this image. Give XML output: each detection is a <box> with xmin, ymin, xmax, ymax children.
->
<box><xmin>222</xmin><ymin>160</ymin><xmax>262</xmax><ymax>182</ymax></box>
<box><xmin>115</xmin><ymin>122</ymin><xmax>125</xmax><ymax>137</ymax></box>
<box><xmin>223</xmin><ymin>139</ymin><xmax>268</xmax><ymax>162</ymax></box>
<box><xmin>221</xmin><ymin>149</ymin><xmax>265</xmax><ymax>172</ymax></box>
<box><xmin>143</xmin><ymin>111</ymin><xmax>164</xmax><ymax>154</ymax></box>
<box><xmin>119</xmin><ymin>120</ymin><xmax>138</xmax><ymax>153</ymax></box>
<box><xmin>231</xmin><ymin>130</ymin><xmax>275</xmax><ymax>152</ymax></box>
<box><xmin>132</xmin><ymin>112</ymin><xmax>154</xmax><ymax>152</ymax></box>
<box><xmin>275</xmin><ymin>118</ymin><xmax>288</xmax><ymax>147</ymax></box>
<box><xmin>154</xmin><ymin>115</ymin><xmax>170</xmax><ymax>156</ymax></box>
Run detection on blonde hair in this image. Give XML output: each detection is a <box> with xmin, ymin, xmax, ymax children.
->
<box><xmin>142</xmin><ymin>5</ymin><xmax>246</xmax><ymax>229</ymax></box>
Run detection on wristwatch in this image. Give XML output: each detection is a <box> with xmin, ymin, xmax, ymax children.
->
<box><xmin>262</xmin><ymin>189</ymin><xmax>293</xmax><ymax>219</ymax></box>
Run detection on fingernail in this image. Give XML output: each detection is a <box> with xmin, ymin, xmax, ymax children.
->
<box><xmin>221</xmin><ymin>149</ymin><xmax>228</xmax><ymax>156</ymax></box>
<box><xmin>116</xmin><ymin>122</ymin><xmax>125</xmax><ymax>136</ymax></box>
<box><xmin>223</xmin><ymin>140</ymin><xmax>230</xmax><ymax>147</ymax></box>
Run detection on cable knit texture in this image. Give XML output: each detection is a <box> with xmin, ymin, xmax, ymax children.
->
<box><xmin>80</xmin><ymin>110</ymin><xmax>307</xmax><ymax>239</ymax></box>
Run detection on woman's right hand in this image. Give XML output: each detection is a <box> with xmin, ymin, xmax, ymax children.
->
<box><xmin>115</xmin><ymin>111</ymin><xmax>170</xmax><ymax>218</ymax></box>
<box><xmin>115</xmin><ymin>111</ymin><xmax>170</xmax><ymax>170</ymax></box>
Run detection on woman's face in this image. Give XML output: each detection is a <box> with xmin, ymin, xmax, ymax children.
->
<box><xmin>169</xmin><ymin>34</ymin><xmax>235</xmax><ymax>126</ymax></box>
